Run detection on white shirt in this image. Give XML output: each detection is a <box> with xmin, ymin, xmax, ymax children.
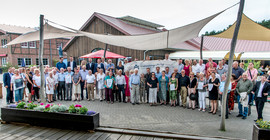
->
<box><xmin>97</xmin><ymin>73</ymin><xmax>105</xmax><ymax>89</ymax></box>
<box><xmin>46</xmin><ymin>77</ymin><xmax>55</xmax><ymax>89</ymax></box>
<box><xmin>86</xmin><ymin>74</ymin><xmax>96</xmax><ymax>83</ymax></box>
<box><xmin>192</xmin><ymin>64</ymin><xmax>199</xmax><ymax>74</ymax></box>
<box><xmin>70</xmin><ymin>61</ymin><xmax>74</xmax><ymax>70</ymax></box>
<box><xmin>115</xmin><ymin>75</ymin><xmax>126</xmax><ymax>85</ymax></box>
<box><xmin>53</xmin><ymin>73</ymin><xmax>58</xmax><ymax>85</ymax></box>
<box><xmin>65</xmin><ymin>73</ymin><xmax>72</xmax><ymax>84</ymax></box>
<box><xmin>33</xmin><ymin>75</ymin><xmax>41</xmax><ymax>87</ymax></box>
<box><xmin>102</xmin><ymin>62</ymin><xmax>107</xmax><ymax>70</ymax></box>
<box><xmin>197</xmin><ymin>63</ymin><xmax>205</xmax><ymax>73</ymax></box>
<box><xmin>257</xmin><ymin>82</ymin><xmax>265</xmax><ymax>97</ymax></box>
<box><xmin>11</xmin><ymin>74</ymin><xmax>25</xmax><ymax>90</ymax></box>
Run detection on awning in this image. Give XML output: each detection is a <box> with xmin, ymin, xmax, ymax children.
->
<box><xmin>169</xmin><ymin>51</ymin><xmax>238</xmax><ymax>60</ymax></box>
<box><xmin>0</xmin><ymin>54</ymin><xmax>7</xmax><ymax>57</ymax></box>
<box><xmin>80</xmin><ymin>50</ymin><xmax>126</xmax><ymax>59</ymax></box>
<box><xmin>238</xmin><ymin>52</ymin><xmax>270</xmax><ymax>60</ymax></box>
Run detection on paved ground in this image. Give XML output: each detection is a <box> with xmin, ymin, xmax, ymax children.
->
<box><xmin>1</xmin><ymin>74</ymin><xmax>270</xmax><ymax>140</ymax></box>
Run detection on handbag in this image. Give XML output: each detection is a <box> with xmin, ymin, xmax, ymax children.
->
<box><xmin>189</xmin><ymin>93</ymin><xmax>197</xmax><ymax>100</ymax></box>
<box><xmin>31</xmin><ymin>86</ymin><xmax>35</xmax><ymax>95</ymax></box>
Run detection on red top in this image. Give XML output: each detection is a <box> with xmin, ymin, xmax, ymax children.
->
<box><xmin>183</xmin><ymin>65</ymin><xmax>190</xmax><ymax>76</ymax></box>
<box><xmin>205</xmin><ymin>62</ymin><xmax>217</xmax><ymax>71</ymax></box>
<box><xmin>125</xmin><ymin>75</ymin><xmax>130</xmax><ymax>96</ymax></box>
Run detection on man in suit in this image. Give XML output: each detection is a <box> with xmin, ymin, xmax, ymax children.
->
<box><xmin>86</xmin><ymin>58</ymin><xmax>95</xmax><ymax>72</ymax></box>
<box><xmin>67</xmin><ymin>56</ymin><xmax>77</xmax><ymax>72</ymax></box>
<box><xmin>252</xmin><ymin>74</ymin><xmax>270</xmax><ymax>121</ymax></box>
<box><xmin>3</xmin><ymin>67</ymin><xmax>14</xmax><ymax>104</ymax></box>
<box><xmin>94</xmin><ymin>59</ymin><xmax>105</xmax><ymax>74</ymax></box>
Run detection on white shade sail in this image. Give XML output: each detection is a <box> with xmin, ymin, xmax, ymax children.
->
<box><xmin>7</xmin><ymin>8</ymin><xmax>230</xmax><ymax>50</ymax></box>
<box><xmin>239</xmin><ymin>52</ymin><xmax>270</xmax><ymax>60</ymax></box>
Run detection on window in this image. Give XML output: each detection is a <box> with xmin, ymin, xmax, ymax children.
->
<box><xmin>18</xmin><ymin>58</ymin><xmax>22</xmax><ymax>66</ymax></box>
<box><xmin>25</xmin><ymin>58</ymin><xmax>31</xmax><ymax>65</ymax></box>
<box><xmin>36</xmin><ymin>58</ymin><xmax>49</xmax><ymax>66</ymax></box>
<box><xmin>18</xmin><ymin>58</ymin><xmax>31</xmax><ymax>66</ymax></box>
<box><xmin>21</xmin><ymin>41</ymin><xmax>36</xmax><ymax>48</ymax></box>
<box><xmin>2</xmin><ymin>58</ymin><xmax>7</xmax><ymax>66</ymax></box>
<box><xmin>1</xmin><ymin>39</ymin><xmax>7</xmax><ymax>48</ymax></box>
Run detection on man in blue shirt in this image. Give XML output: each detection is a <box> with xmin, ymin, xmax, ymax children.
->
<box><xmin>58</xmin><ymin>68</ymin><xmax>66</xmax><ymax>100</ymax></box>
<box><xmin>129</xmin><ymin>69</ymin><xmax>140</xmax><ymax>105</ymax></box>
<box><xmin>232</xmin><ymin>61</ymin><xmax>244</xmax><ymax>82</ymax></box>
<box><xmin>56</xmin><ymin>57</ymin><xmax>67</xmax><ymax>72</ymax></box>
<box><xmin>178</xmin><ymin>59</ymin><xmax>184</xmax><ymax>73</ymax></box>
<box><xmin>79</xmin><ymin>65</ymin><xmax>89</xmax><ymax>100</ymax></box>
<box><xmin>65</xmin><ymin>67</ymin><xmax>74</xmax><ymax>101</ymax></box>
<box><xmin>106</xmin><ymin>59</ymin><xmax>115</xmax><ymax>73</ymax></box>
<box><xmin>219</xmin><ymin>74</ymin><xmax>232</xmax><ymax>119</ymax></box>
<box><xmin>155</xmin><ymin>66</ymin><xmax>162</xmax><ymax>79</ymax></box>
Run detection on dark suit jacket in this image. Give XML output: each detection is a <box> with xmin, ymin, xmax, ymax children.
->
<box><xmin>94</xmin><ymin>63</ymin><xmax>105</xmax><ymax>73</ymax></box>
<box><xmin>86</xmin><ymin>62</ymin><xmax>95</xmax><ymax>72</ymax></box>
<box><xmin>67</xmin><ymin>61</ymin><xmax>77</xmax><ymax>71</ymax></box>
<box><xmin>253</xmin><ymin>81</ymin><xmax>270</xmax><ymax>102</ymax></box>
<box><xmin>3</xmin><ymin>72</ymin><xmax>12</xmax><ymax>88</ymax></box>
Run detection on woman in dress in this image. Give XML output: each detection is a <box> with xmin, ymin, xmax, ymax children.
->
<box><xmin>33</xmin><ymin>69</ymin><xmax>41</xmax><ymax>103</ymax></box>
<box><xmin>97</xmin><ymin>69</ymin><xmax>106</xmax><ymax>101</ymax></box>
<box><xmin>158</xmin><ymin>71</ymin><xmax>169</xmax><ymax>105</ymax></box>
<box><xmin>72</xmin><ymin>68</ymin><xmax>81</xmax><ymax>101</ymax></box>
<box><xmin>147</xmin><ymin>72</ymin><xmax>159</xmax><ymax>106</ymax></box>
<box><xmin>26</xmin><ymin>68</ymin><xmax>33</xmax><ymax>102</ymax></box>
<box><xmin>10</xmin><ymin>69</ymin><xmax>26</xmax><ymax>104</ymax></box>
<box><xmin>229</xmin><ymin>74</ymin><xmax>237</xmax><ymax>113</ymax></box>
<box><xmin>197</xmin><ymin>73</ymin><xmax>208</xmax><ymax>112</ymax></box>
<box><xmin>46</xmin><ymin>72</ymin><xmax>55</xmax><ymax>103</ymax></box>
<box><xmin>208</xmin><ymin>72</ymin><xmax>220</xmax><ymax>114</ymax></box>
<box><xmin>188</xmin><ymin>72</ymin><xmax>197</xmax><ymax>110</ymax></box>
<box><xmin>206</xmin><ymin>62</ymin><xmax>216</xmax><ymax>80</ymax></box>
<box><xmin>124</xmin><ymin>70</ymin><xmax>130</xmax><ymax>103</ymax></box>
<box><xmin>183</xmin><ymin>59</ymin><xmax>192</xmax><ymax>76</ymax></box>
<box><xmin>169</xmin><ymin>72</ymin><xmax>178</xmax><ymax>106</ymax></box>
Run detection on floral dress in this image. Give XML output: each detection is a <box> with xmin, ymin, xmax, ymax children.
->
<box><xmin>169</xmin><ymin>78</ymin><xmax>177</xmax><ymax>100</ymax></box>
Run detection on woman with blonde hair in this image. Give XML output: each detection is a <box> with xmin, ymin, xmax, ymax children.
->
<box><xmin>46</xmin><ymin>72</ymin><xmax>55</xmax><ymax>103</ymax></box>
<box><xmin>33</xmin><ymin>69</ymin><xmax>41</xmax><ymax>103</ymax></box>
<box><xmin>183</xmin><ymin>59</ymin><xmax>192</xmax><ymax>76</ymax></box>
<box><xmin>10</xmin><ymin>69</ymin><xmax>26</xmax><ymax>104</ymax></box>
<box><xmin>188</xmin><ymin>72</ymin><xmax>197</xmax><ymax>110</ymax></box>
<box><xmin>80</xmin><ymin>60</ymin><xmax>87</xmax><ymax>69</ymax></box>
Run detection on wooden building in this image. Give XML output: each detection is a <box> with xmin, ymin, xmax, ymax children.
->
<box><xmin>0</xmin><ymin>24</ymin><xmax>69</xmax><ymax>67</ymax></box>
<box><xmin>63</xmin><ymin>12</ymin><xmax>175</xmax><ymax>62</ymax></box>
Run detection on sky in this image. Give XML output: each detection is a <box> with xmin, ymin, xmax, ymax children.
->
<box><xmin>0</xmin><ymin>0</ymin><xmax>269</xmax><ymax>35</ymax></box>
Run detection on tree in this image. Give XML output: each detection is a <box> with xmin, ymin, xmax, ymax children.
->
<box><xmin>220</xmin><ymin>0</ymin><xmax>245</xmax><ymax>131</ymax></box>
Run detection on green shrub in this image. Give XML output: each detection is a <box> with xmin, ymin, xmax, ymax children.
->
<box><xmin>68</xmin><ymin>104</ymin><xmax>76</xmax><ymax>113</ymax></box>
<box><xmin>33</xmin><ymin>106</ymin><xmax>45</xmax><ymax>112</ymax></box>
<box><xmin>16</xmin><ymin>102</ymin><xmax>26</xmax><ymax>109</ymax></box>
<box><xmin>243</xmin><ymin>60</ymin><xmax>261</xmax><ymax>71</ymax></box>
<box><xmin>27</xmin><ymin>102</ymin><xmax>37</xmax><ymax>109</ymax></box>
<box><xmin>78</xmin><ymin>107</ymin><xmax>88</xmax><ymax>114</ymax></box>
<box><xmin>58</xmin><ymin>105</ymin><xmax>68</xmax><ymax>112</ymax></box>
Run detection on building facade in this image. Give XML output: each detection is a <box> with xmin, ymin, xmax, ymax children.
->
<box><xmin>0</xmin><ymin>24</ymin><xmax>69</xmax><ymax>67</ymax></box>
<box><xmin>63</xmin><ymin>12</ymin><xmax>174</xmax><ymax>62</ymax></box>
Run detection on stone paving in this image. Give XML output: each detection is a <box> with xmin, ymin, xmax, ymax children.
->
<box><xmin>1</xmin><ymin>74</ymin><xmax>270</xmax><ymax>140</ymax></box>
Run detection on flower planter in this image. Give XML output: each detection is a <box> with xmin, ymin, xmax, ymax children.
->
<box><xmin>1</xmin><ymin>107</ymin><xmax>99</xmax><ymax>130</ymax></box>
<box><xmin>252</xmin><ymin>123</ymin><xmax>270</xmax><ymax>140</ymax></box>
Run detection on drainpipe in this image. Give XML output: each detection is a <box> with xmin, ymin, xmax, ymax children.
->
<box><xmin>144</xmin><ymin>50</ymin><xmax>149</xmax><ymax>60</ymax></box>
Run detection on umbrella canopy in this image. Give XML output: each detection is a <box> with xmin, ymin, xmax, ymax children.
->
<box><xmin>80</xmin><ymin>50</ymin><xmax>126</xmax><ymax>59</ymax></box>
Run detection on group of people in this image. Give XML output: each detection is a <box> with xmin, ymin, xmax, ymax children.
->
<box><xmin>3</xmin><ymin>54</ymin><xmax>269</xmax><ymax>122</ymax></box>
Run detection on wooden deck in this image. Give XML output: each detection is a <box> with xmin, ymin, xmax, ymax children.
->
<box><xmin>0</xmin><ymin>123</ymin><xmax>175</xmax><ymax>140</ymax></box>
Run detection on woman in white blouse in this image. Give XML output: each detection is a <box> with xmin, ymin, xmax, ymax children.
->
<box><xmin>97</xmin><ymin>69</ymin><xmax>106</xmax><ymax>101</ymax></box>
<box><xmin>46</xmin><ymin>72</ymin><xmax>55</xmax><ymax>103</ymax></box>
<box><xmin>33</xmin><ymin>69</ymin><xmax>41</xmax><ymax>103</ymax></box>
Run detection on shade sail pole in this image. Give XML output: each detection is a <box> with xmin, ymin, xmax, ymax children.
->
<box><xmin>200</xmin><ymin>35</ymin><xmax>204</xmax><ymax>60</ymax></box>
<box><xmin>104</xmin><ymin>44</ymin><xmax>107</xmax><ymax>58</ymax></box>
<box><xmin>39</xmin><ymin>14</ymin><xmax>46</xmax><ymax>103</ymax></box>
<box><xmin>220</xmin><ymin>0</ymin><xmax>245</xmax><ymax>131</ymax></box>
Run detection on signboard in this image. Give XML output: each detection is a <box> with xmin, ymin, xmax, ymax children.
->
<box><xmin>124</xmin><ymin>60</ymin><xmax>178</xmax><ymax>74</ymax></box>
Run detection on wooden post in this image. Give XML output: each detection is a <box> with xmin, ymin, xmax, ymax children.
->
<box><xmin>220</xmin><ymin>0</ymin><xmax>245</xmax><ymax>131</ymax></box>
<box><xmin>39</xmin><ymin>14</ymin><xmax>46</xmax><ymax>103</ymax></box>
<box><xmin>104</xmin><ymin>44</ymin><xmax>108</xmax><ymax>58</ymax></box>
<box><xmin>49</xmin><ymin>39</ymin><xmax>52</xmax><ymax>66</ymax></box>
<box><xmin>200</xmin><ymin>35</ymin><xmax>204</xmax><ymax>60</ymax></box>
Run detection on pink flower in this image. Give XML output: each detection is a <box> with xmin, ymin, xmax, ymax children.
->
<box><xmin>29</xmin><ymin>101</ymin><xmax>32</xmax><ymax>103</ymax></box>
<box><xmin>40</xmin><ymin>103</ymin><xmax>44</xmax><ymax>105</ymax></box>
<box><xmin>45</xmin><ymin>104</ymin><xmax>50</xmax><ymax>109</ymax></box>
<box><xmin>75</xmin><ymin>104</ymin><xmax>82</xmax><ymax>108</ymax></box>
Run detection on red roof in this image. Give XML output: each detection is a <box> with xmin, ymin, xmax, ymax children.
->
<box><xmin>0</xmin><ymin>54</ymin><xmax>7</xmax><ymax>57</ymax></box>
<box><xmin>63</xmin><ymin>12</ymin><xmax>160</xmax><ymax>51</ymax></box>
<box><xmin>174</xmin><ymin>36</ymin><xmax>270</xmax><ymax>52</ymax></box>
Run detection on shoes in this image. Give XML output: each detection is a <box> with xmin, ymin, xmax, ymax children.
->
<box><xmin>226</xmin><ymin>116</ymin><xmax>229</xmax><ymax>119</ymax></box>
<box><xmin>136</xmin><ymin>103</ymin><xmax>140</xmax><ymax>105</ymax></box>
<box><xmin>132</xmin><ymin>103</ymin><xmax>135</xmax><ymax>105</ymax></box>
<box><xmin>242</xmin><ymin>116</ymin><xmax>247</xmax><ymax>120</ymax></box>
<box><xmin>236</xmin><ymin>114</ymin><xmax>243</xmax><ymax>117</ymax></box>
<box><xmin>180</xmin><ymin>105</ymin><xmax>183</xmax><ymax>107</ymax></box>
<box><xmin>209</xmin><ymin>111</ymin><xmax>213</xmax><ymax>113</ymax></box>
<box><xmin>202</xmin><ymin>110</ymin><xmax>205</xmax><ymax>112</ymax></box>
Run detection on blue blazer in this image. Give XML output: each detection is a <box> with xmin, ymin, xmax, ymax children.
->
<box><xmin>3</xmin><ymin>72</ymin><xmax>12</xmax><ymax>88</ymax></box>
<box><xmin>67</xmin><ymin>61</ymin><xmax>77</xmax><ymax>71</ymax></box>
<box><xmin>94</xmin><ymin>63</ymin><xmax>105</xmax><ymax>73</ymax></box>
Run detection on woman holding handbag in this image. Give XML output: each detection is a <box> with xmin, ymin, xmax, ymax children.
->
<box><xmin>188</xmin><ymin>72</ymin><xmax>197</xmax><ymax>110</ymax></box>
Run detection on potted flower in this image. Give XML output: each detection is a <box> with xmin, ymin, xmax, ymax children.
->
<box><xmin>1</xmin><ymin>102</ymin><xmax>99</xmax><ymax>130</ymax></box>
<box><xmin>253</xmin><ymin>119</ymin><xmax>270</xmax><ymax>140</ymax></box>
